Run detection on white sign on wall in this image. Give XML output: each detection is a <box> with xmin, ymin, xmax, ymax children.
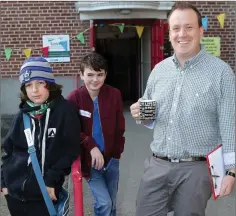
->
<box><xmin>42</xmin><ymin>35</ymin><xmax>70</xmax><ymax>62</ymax></box>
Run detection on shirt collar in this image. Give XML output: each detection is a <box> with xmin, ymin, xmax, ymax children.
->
<box><xmin>172</xmin><ymin>48</ymin><xmax>207</xmax><ymax>69</ymax></box>
<box><xmin>93</xmin><ymin>96</ymin><xmax>98</xmax><ymax>103</ymax></box>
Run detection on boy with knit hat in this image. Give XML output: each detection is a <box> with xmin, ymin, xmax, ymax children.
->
<box><xmin>1</xmin><ymin>57</ymin><xmax>81</xmax><ymax>216</ymax></box>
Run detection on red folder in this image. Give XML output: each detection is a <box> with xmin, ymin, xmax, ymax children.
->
<box><xmin>206</xmin><ymin>144</ymin><xmax>225</xmax><ymax>200</ymax></box>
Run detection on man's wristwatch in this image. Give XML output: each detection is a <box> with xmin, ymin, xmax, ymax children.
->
<box><xmin>226</xmin><ymin>171</ymin><xmax>235</xmax><ymax>178</ymax></box>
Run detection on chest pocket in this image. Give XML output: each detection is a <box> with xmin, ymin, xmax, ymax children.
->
<box><xmin>183</xmin><ymin>82</ymin><xmax>217</xmax><ymax>113</ymax></box>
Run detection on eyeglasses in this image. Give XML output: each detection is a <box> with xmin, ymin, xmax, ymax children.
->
<box><xmin>211</xmin><ymin>165</ymin><xmax>220</xmax><ymax>189</ymax></box>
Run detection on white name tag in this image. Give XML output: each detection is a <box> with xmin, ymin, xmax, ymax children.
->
<box><xmin>79</xmin><ymin>109</ymin><xmax>91</xmax><ymax>118</ymax></box>
<box><xmin>24</xmin><ymin>128</ymin><xmax>34</xmax><ymax>146</ymax></box>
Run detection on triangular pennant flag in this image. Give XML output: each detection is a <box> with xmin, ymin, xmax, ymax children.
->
<box><xmin>135</xmin><ymin>26</ymin><xmax>144</xmax><ymax>38</ymax></box>
<box><xmin>42</xmin><ymin>46</ymin><xmax>49</xmax><ymax>57</ymax></box>
<box><xmin>76</xmin><ymin>32</ymin><xmax>85</xmax><ymax>44</ymax></box>
<box><xmin>59</xmin><ymin>41</ymin><xmax>68</xmax><ymax>51</ymax></box>
<box><xmin>217</xmin><ymin>13</ymin><xmax>225</xmax><ymax>28</ymax></box>
<box><xmin>202</xmin><ymin>17</ymin><xmax>208</xmax><ymax>31</ymax></box>
<box><xmin>117</xmin><ymin>24</ymin><xmax>125</xmax><ymax>33</ymax></box>
<box><xmin>23</xmin><ymin>48</ymin><xmax>32</xmax><ymax>58</ymax></box>
<box><xmin>4</xmin><ymin>48</ymin><xmax>12</xmax><ymax>61</ymax></box>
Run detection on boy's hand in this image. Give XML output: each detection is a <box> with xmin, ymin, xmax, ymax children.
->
<box><xmin>90</xmin><ymin>147</ymin><xmax>104</xmax><ymax>170</ymax></box>
<box><xmin>2</xmin><ymin>188</ymin><xmax>8</xmax><ymax>195</ymax></box>
<box><xmin>130</xmin><ymin>98</ymin><xmax>141</xmax><ymax>120</ymax></box>
<box><xmin>46</xmin><ymin>187</ymin><xmax>57</xmax><ymax>201</ymax></box>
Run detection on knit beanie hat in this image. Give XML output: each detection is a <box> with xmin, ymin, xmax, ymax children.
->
<box><xmin>19</xmin><ymin>57</ymin><xmax>55</xmax><ymax>85</ymax></box>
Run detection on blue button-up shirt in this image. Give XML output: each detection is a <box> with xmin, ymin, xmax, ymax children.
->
<box><xmin>92</xmin><ymin>97</ymin><xmax>104</xmax><ymax>152</ymax></box>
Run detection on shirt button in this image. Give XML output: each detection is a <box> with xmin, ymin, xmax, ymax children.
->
<box><xmin>196</xmin><ymin>93</ymin><xmax>199</xmax><ymax>97</ymax></box>
<box><xmin>168</xmin><ymin>137</ymin><xmax>171</xmax><ymax>140</ymax></box>
<box><xmin>170</xmin><ymin>120</ymin><xmax>173</xmax><ymax>124</ymax></box>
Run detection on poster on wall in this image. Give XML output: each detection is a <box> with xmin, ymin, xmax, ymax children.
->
<box><xmin>200</xmin><ymin>37</ymin><xmax>221</xmax><ymax>56</ymax></box>
<box><xmin>42</xmin><ymin>35</ymin><xmax>70</xmax><ymax>62</ymax></box>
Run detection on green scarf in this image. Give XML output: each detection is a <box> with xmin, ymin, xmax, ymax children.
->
<box><xmin>26</xmin><ymin>100</ymin><xmax>51</xmax><ymax>116</ymax></box>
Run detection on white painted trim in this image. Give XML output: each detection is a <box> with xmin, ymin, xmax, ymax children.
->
<box><xmin>76</xmin><ymin>1</ymin><xmax>174</xmax><ymax>12</ymax></box>
<box><xmin>76</xmin><ymin>1</ymin><xmax>175</xmax><ymax>20</ymax></box>
<box><xmin>79</xmin><ymin>10</ymin><xmax>167</xmax><ymax>20</ymax></box>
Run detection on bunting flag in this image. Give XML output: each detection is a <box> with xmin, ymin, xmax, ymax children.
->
<box><xmin>135</xmin><ymin>26</ymin><xmax>144</xmax><ymax>38</ymax></box>
<box><xmin>76</xmin><ymin>32</ymin><xmax>85</xmax><ymax>44</ymax></box>
<box><xmin>217</xmin><ymin>13</ymin><xmax>225</xmax><ymax>28</ymax></box>
<box><xmin>202</xmin><ymin>17</ymin><xmax>208</xmax><ymax>31</ymax></box>
<box><xmin>117</xmin><ymin>23</ymin><xmax>125</xmax><ymax>33</ymax></box>
<box><xmin>23</xmin><ymin>48</ymin><xmax>32</xmax><ymax>58</ymax></box>
<box><xmin>42</xmin><ymin>46</ymin><xmax>49</xmax><ymax>57</ymax></box>
<box><xmin>4</xmin><ymin>48</ymin><xmax>12</xmax><ymax>61</ymax></box>
<box><xmin>2</xmin><ymin>14</ymin><xmax>231</xmax><ymax>62</ymax></box>
<box><xmin>59</xmin><ymin>41</ymin><xmax>68</xmax><ymax>51</ymax></box>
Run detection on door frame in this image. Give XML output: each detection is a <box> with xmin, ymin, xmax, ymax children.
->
<box><xmin>91</xmin><ymin>19</ymin><xmax>165</xmax><ymax>100</ymax></box>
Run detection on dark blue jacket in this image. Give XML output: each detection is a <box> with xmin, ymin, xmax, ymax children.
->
<box><xmin>1</xmin><ymin>96</ymin><xmax>80</xmax><ymax>201</ymax></box>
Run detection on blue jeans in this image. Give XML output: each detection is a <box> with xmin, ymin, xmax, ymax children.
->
<box><xmin>88</xmin><ymin>158</ymin><xmax>119</xmax><ymax>216</ymax></box>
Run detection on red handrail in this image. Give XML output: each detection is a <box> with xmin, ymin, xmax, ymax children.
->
<box><xmin>72</xmin><ymin>157</ymin><xmax>84</xmax><ymax>216</ymax></box>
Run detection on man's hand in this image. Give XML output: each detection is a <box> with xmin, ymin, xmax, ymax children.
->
<box><xmin>130</xmin><ymin>99</ymin><xmax>141</xmax><ymax>120</ymax></box>
<box><xmin>219</xmin><ymin>169</ymin><xmax>235</xmax><ymax>197</ymax></box>
<box><xmin>90</xmin><ymin>147</ymin><xmax>104</xmax><ymax>170</ymax></box>
<box><xmin>46</xmin><ymin>187</ymin><xmax>57</xmax><ymax>201</ymax></box>
<box><xmin>2</xmin><ymin>188</ymin><xmax>8</xmax><ymax>195</ymax></box>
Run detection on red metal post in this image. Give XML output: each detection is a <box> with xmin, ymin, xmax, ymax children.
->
<box><xmin>90</xmin><ymin>20</ymin><xmax>95</xmax><ymax>51</ymax></box>
<box><xmin>72</xmin><ymin>157</ymin><xmax>84</xmax><ymax>216</ymax></box>
<box><xmin>72</xmin><ymin>75</ymin><xmax>83</xmax><ymax>216</ymax></box>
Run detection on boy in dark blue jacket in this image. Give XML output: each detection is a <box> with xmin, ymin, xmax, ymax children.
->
<box><xmin>1</xmin><ymin>57</ymin><xmax>81</xmax><ymax>216</ymax></box>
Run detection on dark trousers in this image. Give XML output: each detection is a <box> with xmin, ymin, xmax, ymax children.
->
<box><xmin>5</xmin><ymin>194</ymin><xmax>50</xmax><ymax>216</ymax></box>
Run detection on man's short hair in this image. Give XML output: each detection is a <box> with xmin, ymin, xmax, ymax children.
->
<box><xmin>168</xmin><ymin>2</ymin><xmax>202</xmax><ymax>27</ymax></box>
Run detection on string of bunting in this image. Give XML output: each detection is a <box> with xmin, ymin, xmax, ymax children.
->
<box><xmin>4</xmin><ymin>13</ymin><xmax>227</xmax><ymax>61</ymax></box>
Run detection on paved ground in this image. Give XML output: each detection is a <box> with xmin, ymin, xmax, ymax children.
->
<box><xmin>0</xmin><ymin>110</ymin><xmax>235</xmax><ymax>215</ymax></box>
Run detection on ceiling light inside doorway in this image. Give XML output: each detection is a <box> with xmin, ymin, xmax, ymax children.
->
<box><xmin>120</xmin><ymin>9</ymin><xmax>132</xmax><ymax>15</ymax></box>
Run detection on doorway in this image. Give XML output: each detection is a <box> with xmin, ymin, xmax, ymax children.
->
<box><xmin>96</xmin><ymin>37</ymin><xmax>140</xmax><ymax>102</ymax></box>
<box><xmin>94</xmin><ymin>19</ymin><xmax>163</xmax><ymax>102</ymax></box>
<box><xmin>95</xmin><ymin>22</ymin><xmax>141</xmax><ymax>102</ymax></box>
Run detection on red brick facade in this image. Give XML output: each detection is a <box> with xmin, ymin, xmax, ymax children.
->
<box><xmin>0</xmin><ymin>1</ymin><xmax>91</xmax><ymax>78</ymax></box>
<box><xmin>1</xmin><ymin>1</ymin><xmax>235</xmax><ymax>78</ymax></box>
<box><xmin>193</xmin><ymin>1</ymin><xmax>235</xmax><ymax>71</ymax></box>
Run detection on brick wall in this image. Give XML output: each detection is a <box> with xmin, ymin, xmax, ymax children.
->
<box><xmin>0</xmin><ymin>1</ymin><xmax>91</xmax><ymax>78</ymax></box>
<box><xmin>1</xmin><ymin>1</ymin><xmax>235</xmax><ymax>78</ymax></box>
<box><xmin>192</xmin><ymin>1</ymin><xmax>236</xmax><ymax>72</ymax></box>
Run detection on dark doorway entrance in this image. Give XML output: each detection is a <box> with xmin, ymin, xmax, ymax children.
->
<box><xmin>96</xmin><ymin>38</ymin><xmax>140</xmax><ymax>102</ymax></box>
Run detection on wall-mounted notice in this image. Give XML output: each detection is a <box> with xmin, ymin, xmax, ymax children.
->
<box><xmin>43</xmin><ymin>35</ymin><xmax>70</xmax><ymax>62</ymax></box>
<box><xmin>200</xmin><ymin>37</ymin><xmax>221</xmax><ymax>56</ymax></box>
